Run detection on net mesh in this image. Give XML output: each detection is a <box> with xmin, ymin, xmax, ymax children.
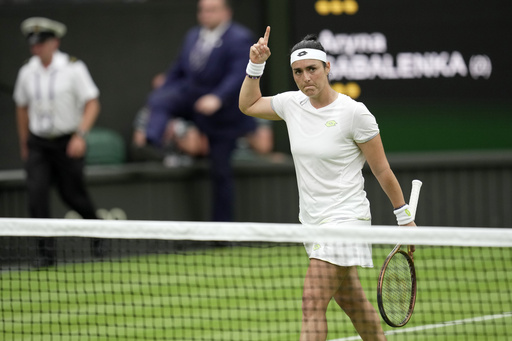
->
<box><xmin>1</xmin><ymin>218</ymin><xmax>511</xmax><ymax>341</ymax></box>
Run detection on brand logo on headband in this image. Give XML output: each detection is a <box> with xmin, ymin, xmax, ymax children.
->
<box><xmin>298</xmin><ymin>51</ymin><xmax>308</xmax><ymax>57</ymax></box>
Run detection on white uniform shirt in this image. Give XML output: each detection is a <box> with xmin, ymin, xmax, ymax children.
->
<box><xmin>271</xmin><ymin>91</ymin><xmax>379</xmax><ymax>225</ymax></box>
<box><xmin>13</xmin><ymin>50</ymin><xmax>99</xmax><ymax>138</ymax></box>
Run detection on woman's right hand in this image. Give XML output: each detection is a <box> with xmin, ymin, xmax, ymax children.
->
<box><xmin>250</xmin><ymin>26</ymin><xmax>271</xmax><ymax>64</ymax></box>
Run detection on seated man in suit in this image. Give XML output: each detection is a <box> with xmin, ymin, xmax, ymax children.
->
<box><xmin>144</xmin><ymin>0</ymin><xmax>258</xmax><ymax>222</ymax></box>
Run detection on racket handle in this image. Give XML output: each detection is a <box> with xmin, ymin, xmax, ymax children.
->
<box><xmin>409</xmin><ymin>180</ymin><xmax>422</xmax><ymax>220</ymax></box>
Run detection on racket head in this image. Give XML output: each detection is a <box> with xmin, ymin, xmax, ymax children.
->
<box><xmin>377</xmin><ymin>246</ymin><xmax>417</xmax><ymax>327</ymax></box>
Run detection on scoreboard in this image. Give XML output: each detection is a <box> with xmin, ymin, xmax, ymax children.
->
<box><xmin>292</xmin><ymin>0</ymin><xmax>510</xmax><ymax>101</ymax></box>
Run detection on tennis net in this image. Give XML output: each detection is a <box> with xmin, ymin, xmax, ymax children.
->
<box><xmin>1</xmin><ymin>218</ymin><xmax>511</xmax><ymax>340</ymax></box>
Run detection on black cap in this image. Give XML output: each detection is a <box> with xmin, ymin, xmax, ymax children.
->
<box><xmin>27</xmin><ymin>31</ymin><xmax>57</xmax><ymax>45</ymax></box>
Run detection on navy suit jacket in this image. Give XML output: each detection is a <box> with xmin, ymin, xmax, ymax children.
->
<box><xmin>148</xmin><ymin>21</ymin><xmax>256</xmax><ymax>140</ymax></box>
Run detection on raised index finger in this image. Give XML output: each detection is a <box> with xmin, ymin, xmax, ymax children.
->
<box><xmin>263</xmin><ymin>26</ymin><xmax>271</xmax><ymax>46</ymax></box>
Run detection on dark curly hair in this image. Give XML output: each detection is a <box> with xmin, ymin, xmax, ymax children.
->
<box><xmin>290</xmin><ymin>34</ymin><xmax>325</xmax><ymax>54</ymax></box>
<box><xmin>290</xmin><ymin>34</ymin><xmax>327</xmax><ymax>68</ymax></box>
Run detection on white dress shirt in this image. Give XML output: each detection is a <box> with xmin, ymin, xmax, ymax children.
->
<box><xmin>13</xmin><ymin>50</ymin><xmax>99</xmax><ymax>138</ymax></box>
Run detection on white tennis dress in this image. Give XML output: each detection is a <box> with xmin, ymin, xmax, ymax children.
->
<box><xmin>271</xmin><ymin>91</ymin><xmax>379</xmax><ymax>267</ymax></box>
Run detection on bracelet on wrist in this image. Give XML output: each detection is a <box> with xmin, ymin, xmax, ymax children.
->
<box><xmin>246</xmin><ymin>74</ymin><xmax>262</xmax><ymax>80</ymax></box>
<box><xmin>394</xmin><ymin>204</ymin><xmax>407</xmax><ymax>210</ymax></box>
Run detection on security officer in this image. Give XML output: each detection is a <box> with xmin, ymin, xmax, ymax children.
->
<box><xmin>13</xmin><ymin>17</ymin><xmax>102</xmax><ymax>267</ymax></box>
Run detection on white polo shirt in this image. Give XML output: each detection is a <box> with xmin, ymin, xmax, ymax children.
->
<box><xmin>271</xmin><ymin>91</ymin><xmax>379</xmax><ymax>225</ymax></box>
<box><xmin>13</xmin><ymin>50</ymin><xmax>99</xmax><ymax>138</ymax></box>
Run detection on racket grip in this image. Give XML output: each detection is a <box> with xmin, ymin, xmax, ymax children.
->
<box><xmin>409</xmin><ymin>180</ymin><xmax>422</xmax><ymax>220</ymax></box>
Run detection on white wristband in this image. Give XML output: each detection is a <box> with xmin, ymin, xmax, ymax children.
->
<box><xmin>393</xmin><ymin>204</ymin><xmax>414</xmax><ymax>225</ymax></box>
<box><xmin>246</xmin><ymin>60</ymin><xmax>266</xmax><ymax>78</ymax></box>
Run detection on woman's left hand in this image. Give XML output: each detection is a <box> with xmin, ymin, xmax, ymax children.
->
<box><xmin>250</xmin><ymin>26</ymin><xmax>271</xmax><ymax>64</ymax></box>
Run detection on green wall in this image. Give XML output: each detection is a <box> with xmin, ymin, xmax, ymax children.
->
<box><xmin>371</xmin><ymin>101</ymin><xmax>512</xmax><ymax>152</ymax></box>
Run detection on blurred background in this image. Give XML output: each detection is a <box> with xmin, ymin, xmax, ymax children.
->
<box><xmin>0</xmin><ymin>0</ymin><xmax>511</xmax><ymax>227</ymax></box>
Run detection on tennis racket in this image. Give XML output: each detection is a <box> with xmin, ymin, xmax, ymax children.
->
<box><xmin>377</xmin><ymin>179</ymin><xmax>422</xmax><ymax>327</ymax></box>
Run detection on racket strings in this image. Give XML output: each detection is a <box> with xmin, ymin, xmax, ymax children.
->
<box><xmin>381</xmin><ymin>252</ymin><xmax>413</xmax><ymax>325</ymax></box>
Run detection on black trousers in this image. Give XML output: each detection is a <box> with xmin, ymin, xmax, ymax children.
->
<box><xmin>26</xmin><ymin>134</ymin><xmax>98</xmax><ymax>263</ymax></box>
<box><xmin>207</xmin><ymin>136</ymin><xmax>237</xmax><ymax>222</ymax></box>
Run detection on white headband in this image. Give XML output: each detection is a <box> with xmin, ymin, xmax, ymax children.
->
<box><xmin>290</xmin><ymin>48</ymin><xmax>327</xmax><ymax>66</ymax></box>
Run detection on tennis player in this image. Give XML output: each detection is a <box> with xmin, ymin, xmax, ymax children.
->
<box><xmin>239</xmin><ymin>26</ymin><xmax>416</xmax><ymax>341</ymax></box>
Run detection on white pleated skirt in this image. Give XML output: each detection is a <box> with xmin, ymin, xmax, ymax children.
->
<box><xmin>303</xmin><ymin>219</ymin><xmax>373</xmax><ymax>268</ymax></box>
